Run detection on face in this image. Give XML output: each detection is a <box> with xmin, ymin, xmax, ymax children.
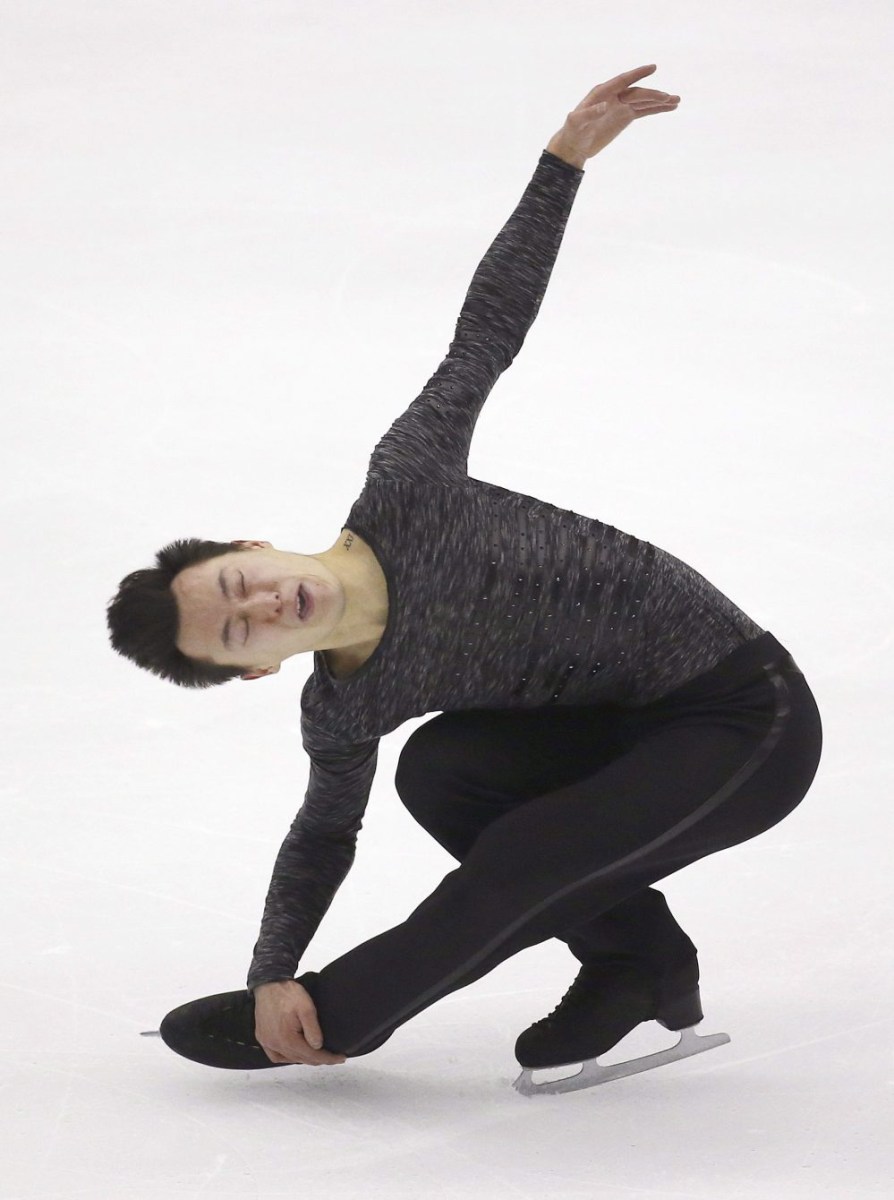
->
<box><xmin>171</xmin><ymin>541</ymin><xmax>346</xmax><ymax>679</ymax></box>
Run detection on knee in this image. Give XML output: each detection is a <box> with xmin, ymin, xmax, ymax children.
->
<box><xmin>394</xmin><ymin>712</ymin><xmax>474</xmax><ymax>817</ymax></box>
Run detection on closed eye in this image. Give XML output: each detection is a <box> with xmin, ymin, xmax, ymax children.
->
<box><xmin>240</xmin><ymin>572</ymin><xmax>248</xmax><ymax>642</ymax></box>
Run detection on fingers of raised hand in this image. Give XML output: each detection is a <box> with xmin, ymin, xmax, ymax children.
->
<box><xmin>600</xmin><ymin>63</ymin><xmax>659</xmax><ymax>93</ymax></box>
<box><xmin>578</xmin><ymin>88</ymin><xmax>678</xmax><ymax>123</ymax></box>
<box><xmin>579</xmin><ymin>63</ymin><xmax>656</xmax><ymax>106</ymax></box>
<box><xmin>605</xmin><ymin>86</ymin><xmax>680</xmax><ymax>113</ymax></box>
<box><xmin>620</xmin><ymin>63</ymin><xmax>658</xmax><ymax>85</ymax></box>
<box><xmin>627</xmin><ymin>95</ymin><xmax>680</xmax><ymax>118</ymax></box>
<box><xmin>621</xmin><ymin>86</ymin><xmax>677</xmax><ymax>103</ymax></box>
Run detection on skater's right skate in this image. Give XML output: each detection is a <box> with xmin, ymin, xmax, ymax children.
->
<box><xmin>513</xmin><ymin>958</ymin><xmax>730</xmax><ymax>1097</ymax></box>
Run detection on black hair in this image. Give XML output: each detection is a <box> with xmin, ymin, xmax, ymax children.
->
<box><xmin>106</xmin><ymin>537</ymin><xmax>251</xmax><ymax>688</ymax></box>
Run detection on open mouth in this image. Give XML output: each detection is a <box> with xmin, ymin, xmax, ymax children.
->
<box><xmin>296</xmin><ymin>584</ymin><xmax>313</xmax><ymax>622</ymax></box>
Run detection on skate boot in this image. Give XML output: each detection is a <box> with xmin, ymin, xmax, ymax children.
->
<box><xmin>513</xmin><ymin>959</ymin><xmax>730</xmax><ymax>1096</ymax></box>
<box><xmin>152</xmin><ymin>972</ymin><xmax>323</xmax><ymax>1069</ymax></box>
<box><xmin>156</xmin><ymin>988</ymin><xmax>281</xmax><ymax>1069</ymax></box>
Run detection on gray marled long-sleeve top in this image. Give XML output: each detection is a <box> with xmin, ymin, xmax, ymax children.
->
<box><xmin>246</xmin><ymin>149</ymin><xmax>764</xmax><ymax>990</ymax></box>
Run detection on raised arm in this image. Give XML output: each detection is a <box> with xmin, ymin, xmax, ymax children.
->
<box><xmin>364</xmin><ymin>65</ymin><xmax>680</xmax><ymax>487</ymax></box>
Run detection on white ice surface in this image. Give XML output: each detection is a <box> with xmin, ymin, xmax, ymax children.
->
<box><xmin>2</xmin><ymin>1</ymin><xmax>892</xmax><ymax>1197</ymax></box>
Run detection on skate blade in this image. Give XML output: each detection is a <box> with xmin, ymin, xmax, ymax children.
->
<box><xmin>513</xmin><ymin>1025</ymin><xmax>731</xmax><ymax>1097</ymax></box>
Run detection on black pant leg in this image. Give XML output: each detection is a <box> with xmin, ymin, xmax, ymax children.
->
<box><xmin>395</xmin><ymin>704</ymin><xmax>697</xmax><ymax>978</ymax></box>
<box><xmin>304</xmin><ymin>656</ymin><xmax>819</xmax><ymax>1057</ymax></box>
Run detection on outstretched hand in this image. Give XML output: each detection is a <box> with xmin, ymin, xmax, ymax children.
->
<box><xmin>547</xmin><ymin>64</ymin><xmax>680</xmax><ymax>167</ymax></box>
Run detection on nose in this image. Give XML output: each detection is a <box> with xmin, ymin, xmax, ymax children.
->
<box><xmin>237</xmin><ymin>589</ymin><xmax>282</xmax><ymax>620</ymax></box>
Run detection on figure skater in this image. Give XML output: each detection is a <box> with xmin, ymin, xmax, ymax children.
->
<box><xmin>107</xmin><ymin>65</ymin><xmax>823</xmax><ymax>1095</ymax></box>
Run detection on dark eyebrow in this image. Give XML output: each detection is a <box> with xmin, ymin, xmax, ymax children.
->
<box><xmin>219</xmin><ymin>569</ymin><xmax>231</xmax><ymax>648</ymax></box>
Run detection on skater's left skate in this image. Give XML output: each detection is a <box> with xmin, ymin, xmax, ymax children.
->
<box><xmin>147</xmin><ymin>972</ymin><xmax>326</xmax><ymax>1069</ymax></box>
<box><xmin>513</xmin><ymin>959</ymin><xmax>729</xmax><ymax>1097</ymax></box>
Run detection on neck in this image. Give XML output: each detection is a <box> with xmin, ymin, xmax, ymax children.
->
<box><xmin>313</xmin><ymin>529</ymin><xmax>388</xmax><ymax>654</ymax></box>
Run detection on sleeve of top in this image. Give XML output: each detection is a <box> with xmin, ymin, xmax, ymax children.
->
<box><xmin>364</xmin><ymin>149</ymin><xmax>584</xmax><ymax>486</ymax></box>
<box><xmin>245</xmin><ymin>713</ymin><xmax>380</xmax><ymax>991</ymax></box>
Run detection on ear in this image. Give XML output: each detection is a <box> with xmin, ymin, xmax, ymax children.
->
<box><xmin>231</xmin><ymin>539</ymin><xmax>273</xmax><ymax>550</ymax></box>
<box><xmin>240</xmin><ymin>664</ymin><xmax>281</xmax><ymax>681</ymax></box>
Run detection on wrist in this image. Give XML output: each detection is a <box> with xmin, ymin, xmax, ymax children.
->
<box><xmin>546</xmin><ymin>132</ymin><xmax>586</xmax><ymax>170</ymax></box>
<box><xmin>253</xmin><ymin>978</ymin><xmax>297</xmax><ymax>995</ymax></box>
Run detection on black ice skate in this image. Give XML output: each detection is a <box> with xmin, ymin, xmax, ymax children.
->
<box><xmin>144</xmin><ymin>988</ymin><xmax>284</xmax><ymax>1069</ymax></box>
<box><xmin>513</xmin><ymin>960</ymin><xmax>730</xmax><ymax>1096</ymax></box>
<box><xmin>144</xmin><ymin>973</ymin><xmax>327</xmax><ymax>1069</ymax></box>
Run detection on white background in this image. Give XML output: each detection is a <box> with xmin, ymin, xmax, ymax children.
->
<box><xmin>2</xmin><ymin>1</ymin><xmax>892</xmax><ymax>1197</ymax></box>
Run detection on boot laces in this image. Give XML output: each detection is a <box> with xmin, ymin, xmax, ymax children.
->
<box><xmin>537</xmin><ymin>971</ymin><xmax>598</xmax><ymax>1028</ymax></box>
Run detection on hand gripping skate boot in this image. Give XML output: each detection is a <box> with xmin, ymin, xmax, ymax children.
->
<box><xmin>143</xmin><ymin>972</ymin><xmax>324</xmax><ymax>1069</ymax></box>
<box><xmin>149</xmin><ymin>988</ymin><xmax>283</xmax><ymax>1069</ymax></box>
<box><xmin>513</xmin><ymin>960</ymin><xmax>730</xmax><ymax>1096</ymax></box>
